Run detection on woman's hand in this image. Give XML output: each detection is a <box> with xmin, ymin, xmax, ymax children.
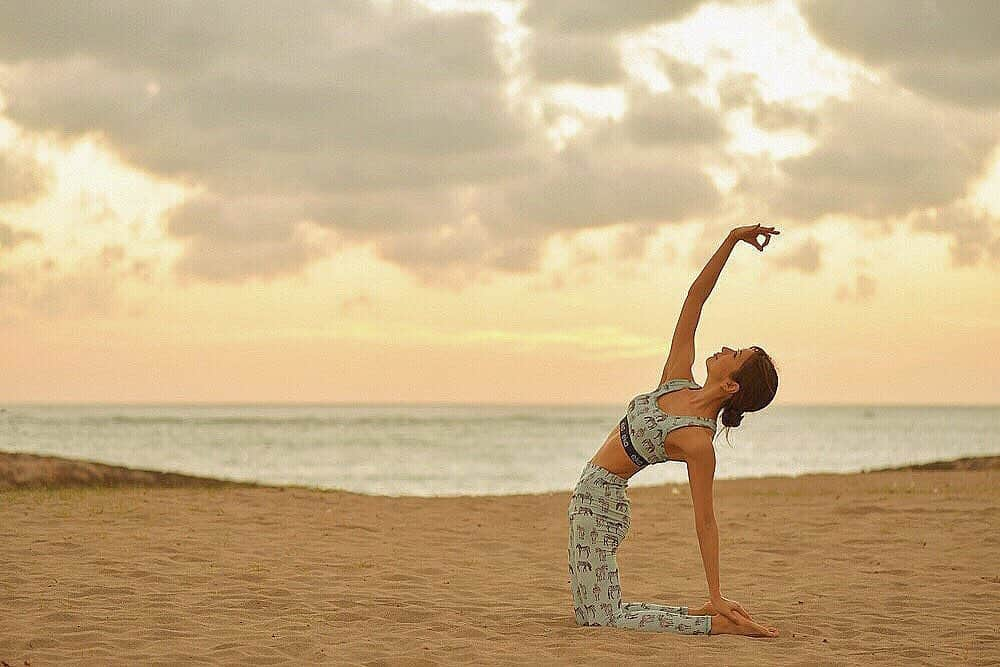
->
<box><xmin>688</xmin><ymin>601</ymin><xmax>718</xmax><ymax>616</ymax></box>
<box><xmin>730</xmin><ymin>223</ymin><xmax>779</xmax><ymax>251</ymax></box>
<box><xmin>691</xmin><ymin>599</ymin><xmax>754</xmax><ymax>619</ymax></box>
<box><xmin>709</xmin><ymin>593</ymin><xmax>754</xmax><ymax>624</ymax></box>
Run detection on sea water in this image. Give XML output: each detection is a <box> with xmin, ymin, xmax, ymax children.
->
<box><xmin>1</xmin><ymin>403</ymin><xmax>997</xmax><ymax>497</ymax></box>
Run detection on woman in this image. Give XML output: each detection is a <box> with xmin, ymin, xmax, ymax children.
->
<box><xmin>567</xmin><ymin>223</ymin><xmax>781</xmax><ymax>637</ymax></box>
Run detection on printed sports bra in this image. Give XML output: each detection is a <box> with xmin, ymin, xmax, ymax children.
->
<box><xmin>618</xmin><ymin>377</ymin><xmax>717</xmax><ymax>470</ymax></box>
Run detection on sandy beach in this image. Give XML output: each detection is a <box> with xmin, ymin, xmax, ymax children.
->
<box><xmin>1</xmin><ymin>451</ymin><xmax>997</xmax><ymax>665</ymax></box>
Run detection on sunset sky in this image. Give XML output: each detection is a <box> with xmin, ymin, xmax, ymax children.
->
<box><xmin>1</xmin><ymin>0</ymin><xmax>998</xmax><ymax>405</ymax></box>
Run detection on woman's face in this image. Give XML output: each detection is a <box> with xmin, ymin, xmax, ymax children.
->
<box><xmin>706</xmin><ymin>346</ymin><xmax>752</xmax><ymax>380</ymax></box>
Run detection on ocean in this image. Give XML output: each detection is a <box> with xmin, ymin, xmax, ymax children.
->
<box><xmin>1</xmin><ymin>403</ymin><xmax>997</xmax><ymax>497</ymax></box>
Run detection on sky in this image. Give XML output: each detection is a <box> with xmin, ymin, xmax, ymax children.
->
<box><xmin>0</xmin><ymin>0</ymin><xmax>998</xmax><ymax>405</ymax></box>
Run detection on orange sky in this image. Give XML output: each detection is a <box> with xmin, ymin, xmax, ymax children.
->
<box><xmin>0</xmin><ymin>0</ymin><xmax>998</xmax><ymax>405</ymax></box>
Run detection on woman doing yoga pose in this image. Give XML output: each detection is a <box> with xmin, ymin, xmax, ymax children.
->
<box><xmin>567</xmin><ymin>223</ymin><xmax>781</xmax><ymax>637</ymax></box>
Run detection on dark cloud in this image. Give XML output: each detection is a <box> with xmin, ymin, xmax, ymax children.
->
<box><xmin>519</xmin><ymin>0</ymin><xmax>704</xmax><ymax>35</ymax></box>
<box><xmin>518</xmin><ymin>0</ymin><xmax>757</xmax><ymax>86</ymax></box>
<box><xmin>0</xmin><ymin>2</ymin><xmax>389</xmax><ymax>76</ymax></box>
<box><xmin>523</xmin><ymin>31</ymin><xmax>626</xmax><ymax>86</ymax></box>
<box><xmin>623</xmin><ymin>87</ymin><xmax>726</xmax><ymax>146</ymax></box>
<box><xmin>518</xmin><ymin>0</ymin><xmax>704</xmax><ymax>86</ymax></box>
<box><xmin>2</xmin><ymin>9</ymin><xmax>527</xmax><ymax>181</ymax></box>
<box><xmin>801</xmin><ymin>0</ymin><xmax>1000</xmax><ymax>108</ymax></box>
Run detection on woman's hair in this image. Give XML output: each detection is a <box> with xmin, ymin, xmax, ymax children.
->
<box><xmin>717</xmin><ymin>345</ymin><xmax>778</xmax><ymax>446</ymax></box>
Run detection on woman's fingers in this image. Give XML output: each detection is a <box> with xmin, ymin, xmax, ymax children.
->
<box><xmin>757</xmin><ymin>228</ymin><xmax>779</xmax><ymax>251</ymax></box>
<box><xmin>748</xmin><ymin>618</ymin><xmax>778</xmax><ymax>637</ymax></box>
<box><xmin>731</xmin><ymin>606</ymin><xmax>751</xmax><ymax>621</ymax></box>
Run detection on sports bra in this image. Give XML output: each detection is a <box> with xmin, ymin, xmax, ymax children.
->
<box><xmin>618</xmin><ymin>377</ymin><xmax>717</xmax><ymax>470</ymax></box>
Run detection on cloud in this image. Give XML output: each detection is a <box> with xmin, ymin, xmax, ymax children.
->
<box><xmin>0</xmin><ymin>221</ymin><xmax>40</xmax><ymax>250</ymax></box>
<box><xmin>0</xmin><ymin>249</ymin><xmax>141</xmax><ymax>319</ymax></box>
<box><xmin>163</xmin><ymin>193</ymin><xmax>330</xmax><ymax>282</ymax></box>
<box><xmin>0</xmin><ymin>1</ymin><xmax>540</xmax><ymax>281</ymax></box>
<box><xmin>735</xmin><ymin>78</ymin><xmax>998</xmax><ymax>221</ymax></box>
<box><xmin>658</xmin><ymin>53</ymin><xmax>709</xmax><ymax>91</ymax></box>
<box><xmin>478</xmin><ymin>87</ymin><xmax>727</xmax><ymax>234</ymax></box>
<box><xmin>519</xmin><ymin>0</ymin><xmax>705</xmax><ymax>35</ymax></box>
<box><xmin>801</xmin><ymin>0</ymin><xmax>1000</xmax><ymax>108</ymax></box>
<box><xmin>522</xmin><ymin>30</ymin><xmax>626</xmax><ymax>86</ymax></box>
<box><xmin>373</xmin><ymin>217</ymin><xmax>545</xmax><ymax>289</ymax></box>
<box><xmin>0</xmin><ymin>0</ymin><xmax>739</xmax><ymax>285</ymax></box>
<box><xmin>517</xmin><ymin>0</ymin><xmax>737</xmax><ymax>87</ymax></box>
<box><xmin>770</xmin><ymin>235</ymin><xmax>822</xmax><ymax>273</ymax></box>
<box><xmin>0</xmin><ymin>147</ymin><xmax>49</xmax><ymax>204</ymax></box>
<box><xmin>612</xmin><ymin>221</ymin><xmax>662</xmax><ymax>261</ymax></box>
<box><xmin>623</xmin><ymin>87</ymin><xmax>726</xmax><ymax>145</ymax></box>
<box><xmin>834</xmin><ymin>272</ymin><xmax>876</xmax><ymax>303</ymax></box>
<box><xmin>718</xmin><ymin>71</ymin><xmax>820</xmax><ymax>133</ymax></box>
<box><xmin>2</xmin><ymin>0</ymin><xmax>990</xmax><ymax>291</ymax></box>
<box><xmin>911</xmin><ymin>200</ymin><xmax>1000</xmax><ymax>268</ymax></box>
<box><xmin>0</xmin><ymin>1</ymin><xmax>770</xmax><ymax>289</ymax></box>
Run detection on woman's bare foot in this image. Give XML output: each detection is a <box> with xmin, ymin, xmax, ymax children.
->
<box><xmin>708</xmin><ymin>614</ymin><xmax>779</xmax><ymax>637</ymax></box>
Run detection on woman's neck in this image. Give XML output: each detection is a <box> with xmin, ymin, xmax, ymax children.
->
<box><xmin>685</xmin><ymin>383</ymin><xmax>729</xmax><ymax>419</ymax></box>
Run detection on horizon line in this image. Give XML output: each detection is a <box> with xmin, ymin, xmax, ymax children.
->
<box><xmin>2</xmin><ymin>401</ymin><xmax>998</xmax><ymax>408</ymax></box>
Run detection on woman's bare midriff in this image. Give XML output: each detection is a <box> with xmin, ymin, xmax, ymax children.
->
<box><xmin>589</xmin><ymin>388</ymin><xmax>711</xmax><ymax>478</ymax></box>
<box><xmin>588</xmin><ymin>428</ymin><xmax>645</xmax><ymax>478</ymax></box>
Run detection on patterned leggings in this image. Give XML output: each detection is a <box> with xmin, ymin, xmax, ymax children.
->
<box><xmin>567</xmin><ymin>461</ymin><xmax>712</xmax><ymax>634</ymax></box>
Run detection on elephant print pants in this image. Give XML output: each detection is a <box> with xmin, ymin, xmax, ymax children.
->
<box><xmin>567</xmin><ymin>461</ymin><xmax>712</xmax><ymax>634</ymax></box>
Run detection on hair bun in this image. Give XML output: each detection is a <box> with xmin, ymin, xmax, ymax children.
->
<box><xmin>721</xmin><ymin>408</ymin><xmax>744</xmax><ymax>428</ymax></box>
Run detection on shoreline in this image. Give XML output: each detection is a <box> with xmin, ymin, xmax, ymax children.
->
<box><xmin>2</xmin><ymin>449</ymin><xmax>998</xmax><ymax>494</ymax></box>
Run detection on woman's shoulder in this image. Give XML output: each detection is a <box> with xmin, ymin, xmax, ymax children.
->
<box><xmin>658</xmin><ymin>376</ymin><xmax>700</xmax><ymax>389</ymax></box>
<box><xmin>669</xmin><ymin>426</ymin><xmax>716</xmax><ymax>465</ymax></box>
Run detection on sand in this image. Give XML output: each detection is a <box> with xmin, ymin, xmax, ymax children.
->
<box><xmin>1</xmin><ymin>451</ymin><xmax>998</xmax><ymax>666</ymax></box>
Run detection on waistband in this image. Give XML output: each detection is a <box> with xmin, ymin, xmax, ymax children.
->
<box><xmin>578</xmin><ymin>461</ymin><xmax>630</xmax><ymax>487</ymax></box>
<box><xmin>619</xmin><ymin>416</ymin><xmax>649</xmax><ymax>470</ymax></box>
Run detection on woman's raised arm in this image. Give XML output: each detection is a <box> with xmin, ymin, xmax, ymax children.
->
<box><xmin>660</xmin><ymin>225</ymin><xmax>778</xmax><ymax>385</ymax></box>
<box><xmin>689</xmin><ymin>224</ymin><xmax>778</xmax><ymax>302</ymax></box>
